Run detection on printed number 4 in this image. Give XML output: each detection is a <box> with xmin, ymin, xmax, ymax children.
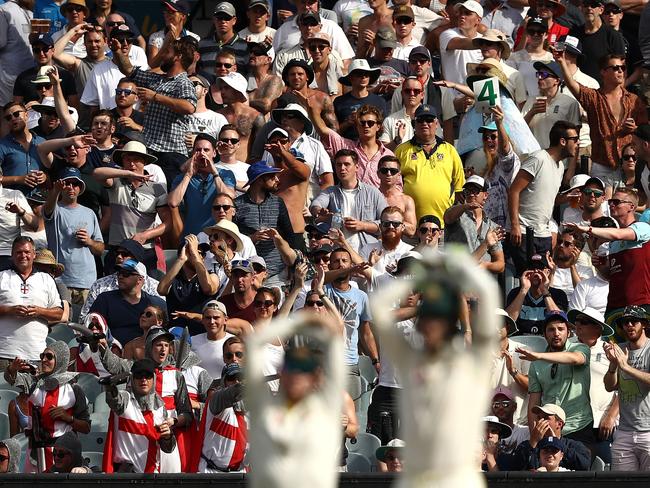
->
<box><xmin>477</xmin><ymin>81</ymin><xmax>497</xmax><ymax>106</ymax></box>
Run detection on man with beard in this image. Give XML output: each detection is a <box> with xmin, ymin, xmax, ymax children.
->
<box><xmin>110</xmin><ymin>35</ymin><xmax>197</xmax><ymax>187</ymax></box>
<box><xmin>43</xmin><ymin>167</ymin><xmax>104</xmax><ymax>307</ymax></box>
<box><xmin>216</xmin><ymin>72</ymin><xmax>264</xmax><ymax>163</ymax></box>
<box><xmin>218</xmin><ymin>260</ymin><xmax>258</xmax><ymax>322</ymax></box>
<box><xmin>550</xmin><ymin>230</ymin><xmax>594</xmax><ymax>302</ymax></box>
<box><xmin>506</xmin><ymin>253</ymin><xmax>568</xmax><ymax>335</ymax></box>
<box><xmin>111</xmin><ymin>78</ymin><xmax>144</xmax><ymax>135</ymax></box>
<box><xmin>233</xmin><ymin>162</ymin><xmax>303</xmax><ymax>283</ymax></box>
<box><xmin>517</xmin><ymin>311</ymin><xmax>595</xmax><ymax>448</ymax></box>
<box><xmin>53</xmin><ymin>23</ymin><xmax>108</xmax><ymax>98</ymax></box>
<box><xmin>247</xmin><ymin>42</ymin><xmax>283</xmax><ymax>116</ymax></box>
<box><xmin>0</xmin><ymin>102</ymin><xmax>47</xmax><ymax>195</ymax></box>
<box><xmin>562</xmin><ymin>176</ymin><xmax>608</xmax><ymax>224</ymax></box>
<box><xmin>604</xmin><ymin>306</ymin><xmax>650</xmax><ymax>471</ymax></box>
<box><xmin>444</xmin><ymin>175</ymin><xmax>505</xmax><ymax>274</ymax></box>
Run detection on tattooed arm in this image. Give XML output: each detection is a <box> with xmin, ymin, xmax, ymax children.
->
<box><xmin>250</xmin><ymin>75</ymin><xmax>284</xmax><ymax>114</ymax></box>
<box><xmin>320</xmin><ymin>94</ymin><xmax>340</xmax><ymax>132</ymax></box>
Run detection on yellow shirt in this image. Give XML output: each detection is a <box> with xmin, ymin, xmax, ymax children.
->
<box><xmin>395</xmin><ymin>139</ymin><xmax>465</xmax><ymax>227</ymax></box>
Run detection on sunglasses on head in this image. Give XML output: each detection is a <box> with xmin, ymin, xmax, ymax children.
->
<box><xmin>224</xmin><ymin>351</ymin><xmax>244</xmax><ymax>360</ymax></box>
<box><xmin>219</xmin><ymin>137</ymin><xmax>239</xmax><ymax>144</ymax></box>
<box><xmin>381</xmin><ymin>220</ymin><xmax>402</xmax><ymax>229</ymax></box>
<box><xmin>604</xmin><ymin>64</ymin><xmax>626</xmax><ymax>72</ymax></box>
<box><xmin>115</xmin><ymin>88</ymin><xmax>135</xmax><ymax>96</ymax></box>
<box><xmin>379</xmin><ymin>167</ymin><xmax>399</xmax><ymax>175</ymax></box>
<box><xmin>581</xmin><ymin>188</ymin><xmax>604</xmax><ymax>197</ymax></box>
<box><xmin>4</xmin><ymin>110</ymin><xmax>25</xmax><ymax>122</ymax></box>
<box><xmin>358</xmin><ymin>119</ymin><xmax>378</xmax><ymax>128</ymax></box>
<box><xmin>215</xmin><ymin>62</ymin><xmax>233</xmax><ymax>69</ymax></box>
<box><xmin>40</xmin><ymin>352</ymin><xmax>54</xmax><ymax>361</ymax></box>
<box><xmin>305</xmin><ymin>299</ymin><xmax>324</xmax><ymax>307</ymax></box>
<box><xmin>254</xmin><ymin>299</ymin><xmax>275</xmax><ymax>308</ymax></box>
<box><xmin>212</xmin><ymin>204</ymin><xmax>233</xmax><ymax>211</ymax></box>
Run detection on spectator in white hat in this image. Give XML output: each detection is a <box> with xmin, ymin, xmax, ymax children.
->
<box><xmin>439</xmin><ymin>0</ymin><xmax>484</xmax><ymax>85</ymax></box>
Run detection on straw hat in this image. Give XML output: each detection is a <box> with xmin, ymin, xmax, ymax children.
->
<box><xmin>203</xmin><ymin>219</ymin><xmax>244</xmax><ymax>253</ymax></box>
<box><xmin>111</xmin><ymin>141</ymin><xmax>158</xmax><ymax>165</ymax></box>
<box><xmin>34</xmin><ymin>248</ymin><xmax>65</xmax><ymax>277</ymax></box>
<box><xmin>473</xmin><ymin>29</ymin><xmax>511</xmax><ymax>60</ymax></box>
<box><xmin>60</xmin><ymin>0</ymin><xmax>90</xmax><ymax>17</ymax></box>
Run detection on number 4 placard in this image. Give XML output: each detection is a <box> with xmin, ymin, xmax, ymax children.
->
<box><xmin>473</xmin><ymin>77</ymin><xmax>501</xmax><ymax>114</ymax></box>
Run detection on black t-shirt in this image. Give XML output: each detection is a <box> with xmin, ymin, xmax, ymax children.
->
<box><xmin>87</xmin><ymin>146</ymin><xmax>116</xmax><ymax>169</ymax></box>
<box><xmin>505</xmin><ymin>286</ymin><xmax>569</xmax><ymax>335</ymax></box>
<box><xmin>111</xmin><ymin>107</ymin><xmax>145</xmax><ymax>133</ymax></box>
<box><xmin>89</xmin><ymin>289</ymin><xmax>167</xmax><ymax>344</ymax></box>
<box><xmin>570</xmin><ymin>24</ymin><xmax>626</xmax><ymax>84</ymax></box>
<box><xmin>13</xmin><ymin>66</ymin><xmax>77</xmax><ymax>103</ymax></box>
<box><xmin>166</xmin><ymin>274</ymin><xmax>218</xmax><ymax>336</ymax></box>
<box><xmin>32</xmin><ymin>123</ymin><xmax>66</xmax><ymax>140</ymax></box>
<box><xmin>333</xmin><ymin>92</ymin><xmax>388</xmax><ymax>139</ymax></box>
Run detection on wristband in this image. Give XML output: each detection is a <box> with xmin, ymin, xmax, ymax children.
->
<box><xmin>153</xmin><ymin>93</ymin><xmax>158</xmax><ymax>102</ymax></box>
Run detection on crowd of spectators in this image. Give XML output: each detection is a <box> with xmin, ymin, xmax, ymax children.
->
<box><xmin>0</xmin><ymin>0</ymin><xmax>649</xmax><ymax>476</ymax></box>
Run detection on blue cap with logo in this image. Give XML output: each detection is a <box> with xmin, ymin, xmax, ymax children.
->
<box><xmin>538</xmin><ymin>436</ymin><xmax>565</xmax><ymax>451</ymax></box>
<box><xmin>414</xmin><ymin>104</ymin><xmax>438</xmax><ymax>120</ymax></box>
<box><xmin>58</xmin><ymin>167</ymin><xmax>86</xmax><ymax>195</ymax></box>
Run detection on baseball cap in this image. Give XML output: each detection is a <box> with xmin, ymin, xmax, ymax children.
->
<box><xmin>109</xmin><ymin>24</ymin><xmax>135</xmax><ymax>39</ymax></box>
<box><xmin>492</xmin><ymin>385</ymin><xmax>515</xmax><ymax>401</ymax></box>
<box><xmin>543</xmin><ymin>310</ymin><xmax>572</xmax><ymax>327</ymax></box>
<box><xmin>163</xmin><ymin>0</ymin><xmax>190</xmax><ymax>15</ymax></box>
<box><xmin>527</xmin><ymin>253</ymin><xmax>549</xmax><ymax>270</ymax></box>
<box><xmin>58</xmin><ymin>167</ymin><xmax>86</xmax><ymax>195</ymax></box>
<box><xmin>30</xmin><ymin>33</ymin><xmax>54</xmax><ymax>47</ymax></box>
<box><xmin>213</xmin><ymin>1</ymin><xmax>236</xmax><ymax>17</ymax></box>
<box><xmin>299</xmin><ymin>11</ymin><xmax>321</xmax><ymax>24</ymax></box>
<box><xmin>218</xmin><ymin>72</ymin><xmax>248</xmax><ymax>101</ymax></box>
<box><xmin>527</xmin><ymin>17</ymin><xmax>548</xmax><ymax>30</ymax></box>
<box><xmin>414</xmin><ymin>104</ymin><xmax>438</xmax><ymax>120</ymax></box>
<box><xmin>191</xmin><ymin>74</ymin><xmax>210</xmax><ymax>89</ymax></box>
<box><xmin>557</xmin><ymin>35</ymin><xmax>582</xmax><ymax>56</ymax></box>
<box><xmin>306</xmin><ymin>221</ymin><xmax>331</xmax><ymax>235</ymax></box>
<box><xmin>231</xmin><ymin>259</ymin><xmax>255</xmax><ymax>274</ymax></box>
<box><xmin>584</xmin><ymin>176</ymin><xmax>605</xmax><ymax>190</ymax></box>
<box><xmin>117</xmin><ymin>258</ymin><xmax>147</xmax><ymax>277</ymax></box>
<box><xmin>248</xmin><ymin>0</ymin><xmax>270</xmax><ymax>10</ymax></box>
<box><xmin>250</xmin><ymin>255</ymin><xmax>267</xmax><ymax>270</ymax></box>
<box><xmin>376</xmin><ymin>27</ymin><xmax>398</xmax><ymax>49</ymax></box>
<box><xmin>464</xmin><ymin>174</ymin><xmax>487</xmax><ymax>191</ymax></box>
<box><xmin>533</xmin><ymin>60</ymin><xmax>563</xmax><ymax>81</ymax></box>
<box><xmin>561</xmin><ymin>174</ymin><xmax>590</xmax><ymax>194</ymax></box>
<box><xmin>117</xmin><ymin>239</ymin><xmax>145</xmax><ymax>262</ymax></box>
<box><xmin>306</xmin><ymin>32</ymin><xmax>331</xmax><ymax>45</ymax></box>
<box><xmin>532</xmin><ymin>403</ymin><xmax>566</xmax><ymax>423</ymax></box>
<box><xmin>538</xmin><ymin>436</ymin><xmax>565</xmax><ymax>451</ymax></box>
<box><xmin>222</xmin><ymin>362</ymin><xmax>242</xmax><ymax>379</ymax></box>
<box><xmin>393</xmin><ymin>5</ymin><xmax>414</xmax><ymax>18</ymax></box>
<box><xmin>131</xmin><ymin>358</ymin><xmax>157</xmax><ymax>376</ymax></box>
<box><xmin>496</xmin><ymin>308</ymin><xmax>518</xmax><ymax>336</ymax></box>
<box><xmin>267</xmin><ymin>127</ymin><xmax>289</xmax><ymax>140</ymax></box>
<box><xmin>455</xmin><ymin>0</ymin><xmax>484</xmax><ymax>17</ymax></box>
<box><xmin>202</xmin><ymin>300</ymin><xmax>228</xmax><ymax>316</ymax></box>
<box><xmin>310</xmin><ymin>244</ymin><xmax>333</xmax><ymax>255</ymax></box>
<box><xmin>408</xmin><ymin>45</ymin><xmax>431</xmax><ymax>62</ymax></box>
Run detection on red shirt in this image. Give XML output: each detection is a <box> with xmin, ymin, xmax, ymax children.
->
<box><xmin>607</xmin><ymin>222</ymin><xmax>650</xmax><ymax>309</ymax></box>
<box><xmin>514</xmin><ymin>21</ymin><xmax>569</xmax><ymax>48</ymax></box>
<box><xmin>219</xmin><ymin>293</ymin><xmax>257</xmax><ymax>322</ymax></box>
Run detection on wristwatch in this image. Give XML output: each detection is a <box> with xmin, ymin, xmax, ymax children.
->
<box><xmin>371</xmin><ymin>358</ymin><xmax>380</xmax><ymax>365</ymax></box>
<box><xmin>509</xmin><ymin>369</ymin><xmax>519</xmax><ymax>377</ymax></box>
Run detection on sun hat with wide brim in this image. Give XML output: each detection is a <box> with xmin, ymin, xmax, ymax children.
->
<box><xmin>472</xmin><ymin>29</ymin><xmax>511</xmax><ymax>60</ymax></box>
<box><xmin>338</xmin><ymin>59</ymin><xmax>381</xmax><ymax>87</ymax></box>
<box><xmin>496</xmin><ymin>308</ymin><xmax>518</xmax><ymax>336</ymax></box>
<box><xmin>567</xmin><ymin>307</ymin><xmax>615</xmax><ymax>337</ymax></box>
<box><xmin>538</xmin><ymin>0</ymin><xmax>566</xmax><ymax>17</ymax></box>
<box><xmin>60</xmin><ymin>0</ymin><xmax>90</xmax><ymax>17</ymax></box>
<box><xmin>271</xmin><ymin>103</ymin><xmax>314</xmax><ymax>135</ymax></box>
<box><xmin>34</xmin><ymin>248</ymin><xmax>65</xmax><ymax>277</ymax></box>
<box><xmin>202</xmin><ymin>219</ymin><xmax>244</xmax><ymax>253</ymax></box>
<box><xmin>375</xmin><ymin>438</ymin><xmax>405</xmax><ymax>462</ymax></box>
<box><xmin>111</xmin><ymin>141</ymin><xmax>158</xmax><ymax>165</ymax></box>
<box><xmin>483</xmin><ymin>415</ymin><xmax>513</xmax><ymax>439</ymax></box>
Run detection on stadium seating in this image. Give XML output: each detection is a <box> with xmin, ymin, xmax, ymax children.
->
<box><xmin>346</xmin><ymin>452</ymin><xmax>372</xmax><ymax>473</ymax></box>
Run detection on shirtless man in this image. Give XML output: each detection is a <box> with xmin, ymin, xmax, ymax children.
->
<box><xmin>248</xmin><ymin>42</ymin><xmax>283</xmax><ymax>115</ymax></box>
<box><xmin>307</xmin><ymin>33</ymin><xmax>343</xmax><ymax>98</ymax></box>
<box><xmin>356</xmin><ymin>0</ymin><xmax>393</xmax><ymax>58</ymax></box>
<box><xmin>207</xmin><ymin>49</ymin><xmax>238</xmax><ymax>110</ymax></box>
<box><xmin>216</xmin><ymin>72</ymin><xmax>265</xmax><ymax>162</ymax></box>
<box><xmin>264</xmin><ymin>128</ymin><xmax>310</xmax><ymax>233</ymax></box>
<box><xmin>275</xmin><ymin>60</ymin><xmax>339</xmax><ymax>131</ymax></box>
<box><xmin>377</xmin><ymin>155</ymin><xmax>416</xmax><ymax>237</ymax></box>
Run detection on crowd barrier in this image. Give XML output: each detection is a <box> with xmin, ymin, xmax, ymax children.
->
<box><xmin>0</xmin><ymin>472</ymin><xmax>649</xmax><ymax>487</ymax></box>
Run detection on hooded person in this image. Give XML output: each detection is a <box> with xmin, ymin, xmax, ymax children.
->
<box><xmin>74</xmin><ymin>313</ymin><xmax>123</xmax><ymax>378</ymax></box>
<box><xmin>98</xmin><ymin>327</ymin><xmax>192</xmax><ymax>471</ymax></box>
<box><xmin>191</xmin><ymin>362</ymin><xmax>247</xmax><ymax>473</ymax></box>
<box><xmin>102</xmin><ymin>359</ymin><xmax>179</xmax><ymax>473</ymax></box>
<box><xmin>4</xmin><ymin>341</ymin><xmax>91</xmax><ymax>472</ymax></box>
<box><xmin>0</xmin><ymin>438</ymin><xmax>22</xmax><ymax>473</ymax></box>
<box><xmin>47</xmin><ymin>431</ymin><xmax>91</xmax><ymax>473</ymax></box>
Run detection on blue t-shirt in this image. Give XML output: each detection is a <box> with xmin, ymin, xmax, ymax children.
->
<box><xmin>333</xmin><ymin>92</ymin><xmax>389</xmax><ymax>139</ymax></box>
<box><xmin>34</xmin><ymin>0</ymin><xmax>67</xmax><ymax>35</ymax></box>
<box><xmin>0</xmin><ymin>133</ymin><xmax>46</xmax><ymax>195</ymax></box>
<box><xmin>89</xmin><ymin>290</ymin><xmax>167</xmax><ymax>344</ymax></box>
<box><xmin>44</xmin><ymin>202</ymin><xmax>103</xmax><ymax>289</ymax></box>
<box><xmin>171</xmin><ymin>170</ymin><xmax>236</xmax><ymax>237</ymax></box>
<box><xmin>325</xmin><ymin>283</ymin><xmax>372</xmax><ymax>365</ymax></box>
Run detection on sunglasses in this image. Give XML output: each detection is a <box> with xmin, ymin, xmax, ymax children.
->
<box><xmin>419</xmin><ymin>226</ymin><xmax>440</xmax><ymax>234</ymax></box>
<box><xmin>403</xmin><ymin>88</ymin><xmax>422</xmax><ymax>95</ymax></box>
<box><xmin>492</xmin><ymin>400</ymin><xmax>513</xmax><ymax>408</ymax></box>
<box><xmin>40</xmin><ymin>352</ymin><xmax>55</xmax><ymax>361</ymax></box>
<box><xmin>622</xmin><ymin>154</ymin><xmax>637</xmax><ymax>161</ymax></box>
<box><xmin>385</xmin><ymin>454</ymin><xmax>401</xmax><ymax>461</ymax></box>
<box><xmin>381</xmin><ymin>220</ymin><xmax>402</xmax><ymax>229</ymax></box>
<box><xmin>115</xmin><ymin>88</ymin><xmax>135</xmax><ymax>96</ymax></box>
<box><xmin>133</xmin><ymin>373</ymin><xmax>154</xmax><ymax>380</ymax></box>
<box><xmin>219</xmin><ymin>138</ymin><xmax>239</xmax><ymax>144</ymax></box>
<box><xmin>305</xmin><ymin>299</ymin><xmax>324</xmax><ymax>307</ymax></box>
<box><xmin>115</xmin><ymin>249</ymin><xmax>133</xmax><ymax>258</ymax></box>
<box><xmin>141</xmin><ymin>310</ymin><xmax>156</xmax><ymax>318</ymax></box>
<box><xmin>224</xmin><ymin>351</ymin><xmax>244</xmax><ymax>360</ymax></box>
<box><xmin>53</xmin><ymin>449</ymin><xmax>71</xmax><ymax>459</ymax></box>
<box><xmin>482</xmin><ymin>133</ymin><xmax>497</xmax><ymax>141</ymax></box>
<box><xmin>215</xmin><ymin>62</ymin><xmax>233</xmax><ymax>69</ymax></box>
<box><xmin>117</xmin><ymin>270</ymin><xmax>138</xmax><ymax>278</ymax></box>
<box><xmin>358</xmin><ymin>119</ymin><xmax>378</xmax><ymax>128</ymax></box>
<box><xmin>527</xmin><ymin>29</ymin><xmax>546</xmax><ymax>36</ymax></box>
<box><xmin>604</xmin><ymin>64</ymin><xmax>626</xmax><ymax>72</ymax></box>
<box><xmin>212</xmin><ymin>204</ymin><xmax>234</xmax><ymax>211</ymax></box>
<box><xmin>308</xmin><ymin>44</ymin><xmax>329</xmax><ymax>52</ymax></box>
<box><xmin>379</xmin><ymin>167</ymin><xmax>400</xmax><ymax>175</ymax></box>
<box><xmin>563</xmin><ymin>135</ymin><xmax>580</xmax><ymax>141</ymax></box>
<box><xmin>300</xmin><ymin>20</ymin><xmax>319</xmax><ymax>27</ymax></box>
<box><xmin>558</xmin><ymin>240</ymin><xmax>574</xmax><ymax>247</ymax></box>
<box><xmin>254</xmin><ymin>299</ymin><xmax>275</xmax><ymax>308</ymax></box>
<box><xmin>66</xmin><ymin>5</ymin><xmax>85</xmax><ymax>12</ymax></box>
<box><xmin>394</xmin><ymin>16</ymin><xmax>413</xmax><ymax>24</ymax></box>
<box><xmin>270</xmin><ymin>137</ymin><xmax>290</xmax><ymax>145</ymax></box>
<box><xmin>3</xmin><ymin>110</ymin><xmax>24</xmax><ymax>121</ymax></box>
<box><xmin>106</xmin><ymin>21</ymin><xmax>126</xmax><ymax>27</ymax></box>
<box><xmin>112</xmin><ymin>36</ymin><xmax>133</xmax><ymax>44</ymax></box>
<box><xmin>416</xmin><ymin>117</ymin><xmax>436</xmax><ymax>124</ymax></box>
<box><xmin>215</xmin><ymin>14</ymin><xmax>234</xmax><ymax>21</ymax></box>
<box><xmin>535</xmin><ymin>71</ymin><xmax>556</xmax><ymax>80</ymax></box>
<box><xmin>62</xmin><ymin>179</ymin><xmax>82</xmax><ymax>187</ymax></box>
<box><xmin>463</xmin><ymin>186</ymin><xmax>483</xmax><ymax>195</ymax></box>
<box><xmin>603</xmin><ymin>6</ymin><xmax>622</xmax><ymax>13</ymax></box>
<box><xmin>581</xmin><ymin>188</ymin><xmax>604</xmax><ymax>197</ymax></box>
<box><xmin>409</xmin><ymin>58</ymin><xmax>429</xmax><ymax>65</ymax></box>
<box><xmin>32</xmin><ymin>46</ymin><xmax>51</xmax><ymax>53</ymax></box>
<box><xmin>36</xmin><ymin>83</ymin><xmax>53</xmax><ymax>90</ymax></box>
<box><xmin>608</xmin><ymin>198</ymin><xmax>634</xmax><ymax>206</ymax></box>
<box><xmin>312</xmin><ymin>254</ymin><xmax>330</xmax><ymax>263</ymax></box>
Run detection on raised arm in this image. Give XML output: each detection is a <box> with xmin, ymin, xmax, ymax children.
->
<box><xmin>295</xmin><ymin>89</ymin><xmax>332</xmax><ymax>139</ymax></box>
<box><xmin>48</xmin><ymin>67</ymin><xmax>76</xmax><ymax>133</ymax></box>
<box><xmin>554</xmin><ymin>50</ymin><xmax>581</xmax><ymax>98</ymax></box>
<box><xmin>37</xmin><ymin>134</ymin><xmax>96</xmax><ymax>168</ymax></box>
<box><xmin>52</xmin><ymin>24</ymin><xmax>85</xmax><ymax>71</ymax></box>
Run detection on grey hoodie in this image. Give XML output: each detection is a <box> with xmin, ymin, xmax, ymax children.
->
<box><xmin>0</xmin><ymin>438</ymin><xmax>21</xmax><ymax>473</ymax></box>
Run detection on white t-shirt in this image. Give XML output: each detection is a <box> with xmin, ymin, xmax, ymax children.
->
<box><xmin>438</xmin><ymin>28</ymin><xmax>483</xmax><ymax>85</ymax></box>
<box><xmin>148</xmin><ymin>29</ymin><xmax>200</xmax><ymax>49</ymax></box>
<box><xmin>568</xmin><ymin>274</ymin><xmax>609</xmax><ymax>314</ymax></box>
<box><xmin>187</xmin><ymin>110</ymin><xmax>228</xmax><ymax>139</ymax></box>
<box><xmin>0</xmin><ymin>186</ymin><xmax>31</xmax><ymax>256</ymax></box>
<box><xmin>52</xmin><ymin>27</ymin><xmax>86</xmax><ymax>58</ymax></box>
<box><xmin>392</xmin><ymin>38</ymin><xmax>422</xmax><ymax>62</ymax></box>
<box><xmin>562</xmin><ymin>203</ymin><xmax>610</xmax><ymax>224</ymax></box>
<box><xmin>332</xmin><ymin>0</ymin><xmax>373</xmax><ymax>32</ymax></box>
<box><xmin>551</xmin><ymin>264</ymin><xmax>595</xmax><ymax>302</ymax></box>
<box><xmin>506</xmin><ymin>50</ymin><xmax>553</xmax><ymax>98</ymax></box>
<box><xmin>0</xmin><ymin>269</ymin><xmax>62</xmax><ymax>361</ymax></box>
<box><xmin>501</xmin><ymin>424</ymin><xmax>530</xmax><ymax>453</ymax></box>
<box><xmin>341</xmin><ymin>187</ymin><xmax>360</xmax><ymax>251</ymax></box>
<box><xmin>359</xmin><ymin>239</ymin><xmax>413</xmax><ymax>279</ymax></box>
<box><xmin>238</xmin><ymin>26</ymin><xmax>276</xmax><ymax>43</ymax></box>
<box><xmin>272</xmin><ymin>17</ymin><xmax>355</xmax><ymax>60</ymax></box>
<box><xmin>191</xmin><ymin>332</ymin><xmax>235</xmax><ymax>379</ymax></box>
<box><xmin>215</xmin><ymin>160</ymin><xmax>249</xmax><ymax>190</ymax></box>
